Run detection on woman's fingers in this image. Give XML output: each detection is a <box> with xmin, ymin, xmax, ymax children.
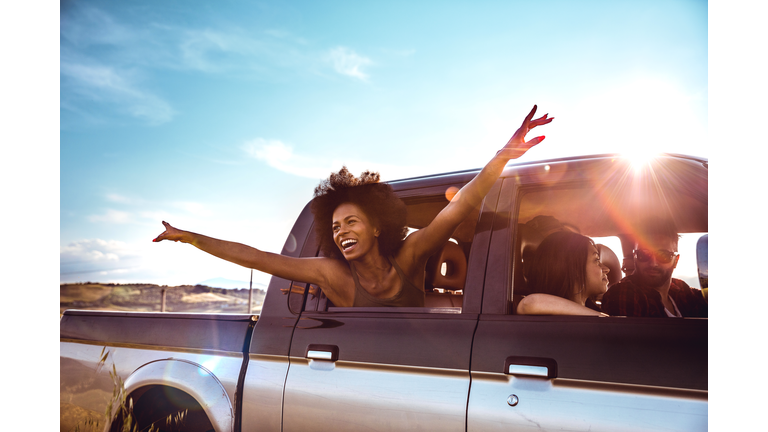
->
<box><xmin>525</xmin><ymin>135</ymin><xmax>546</xmax><ymax>147</ymax></box>
<box><xmin>522</xmin><ymin>105</ymin><xmax>538</xmax><ymax>126</ymax></box>
<box><xmin>508</xmin><ymin>106</ymin><xmax>553</xmax><ymax>148</ymax></box>
<box><xmin>530</xmin><ymin>114</ymin><xmax>553</xmax><ymax>128</ymax></box>
<box><xmin>511</xmin><ymin>106</ymin><xmax>550</xmax><ymax>142</ymax></box>
<box><xmin>153</xmin><ymin>221</ymin><xmax>177</xmax><ymax>242</ymax></box>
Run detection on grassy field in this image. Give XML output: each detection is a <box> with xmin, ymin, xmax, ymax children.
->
<box><xmin>60</xmin><ymin>282</ymin><xmax>266</xmax><ymax>316</ymax></box>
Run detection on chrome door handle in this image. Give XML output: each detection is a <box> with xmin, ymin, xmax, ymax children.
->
<box><xmin>504</xmin><ymin>356</ymin><xmax>557</xmax><ymax>379</ymax></box>
<box><xmin>306</xmin><ymin>344</ymin><xmax>339</xmax><ymax>361</ymax></box>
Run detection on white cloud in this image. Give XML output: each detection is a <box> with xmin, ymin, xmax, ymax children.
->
<box><xmin>60</xmin><ymin>238</ymin><xmax>149</xmax><ymax>281</ymax></box>
<box><xmin>60</xmin><ymin>61</ymin><xmax>176</xmax><ymax>125</ymax></box>
<box><xmin>171</xmin><ymin>201</ymin><xmax>213</xmax><ymax>217</ymax></box>
<box><xmin>88</xmin><ymin>201</ymin><xmax>212</xmax><ymax>226</ymax></box>
<box><xmin>106</xmin><ymin>193</ymin><xmax>132</xmax><ymax>204</ymax></box>
<box><xmin>241</xmin><ymin>138</ymin><xmax>425</xmax><ymax>181</ymax></box>
<box><xmin>87</xmin><ymin>209</ymin><xmax>132</xmax><ymax>224</ymax></box>
<box><xmin>178</xmin><ymin>29</ymin><xmax>244</xmax><ymax>73</ymax></box>
<box><xmin>326</xmin><ymin>47</ymin><xmax>373</xmax><ymax>81</ymax></box>
<box><xmin>242</xmin><ymin>138</ymin><xmax>341</xmax><ymax>178</ymax></box>
<box><xmin>60</xmin><ymin>239</ymin><xmax>140</xmax><ymax>274</ymax></box>
<box><xmin>242</xmin><ymin>138</ymin><xmax>292</xmax><ymax>164</ymax></box>
<box><xmin>61</xmin><ymin>4</ymin><xmax>378</xmax><ymax>105</ymax></box>
<box><xmin>61</xmin><ymin>239</ymin><xmax>127</xmax><ymax>263</ymax></box>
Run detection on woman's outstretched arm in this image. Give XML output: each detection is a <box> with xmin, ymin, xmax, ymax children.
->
<box><xmin>517</xmin><ymin>293</ymin><xmax>608</xmax><ymax>316</ymax></box>
<box><xmin>153</xmin><ymin>221</ymin><xmax>336</xmax><ymax>289</ymax></box>
<box><xmin>404</xmin><ymin>105</ymin><xmax>553</xmax><ymax>263</ymax></box>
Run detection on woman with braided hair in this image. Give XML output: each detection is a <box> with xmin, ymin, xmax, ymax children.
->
<box><xmin>153</xmin><ymin>106</ymin><xmax>552</xmax><ymax>307</ymax></box>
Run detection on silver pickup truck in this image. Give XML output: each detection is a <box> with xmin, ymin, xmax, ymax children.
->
<box><xmin>60</xmin><ymin>153</ymin><xmax>708</xmax><ymax>432</ymax></box>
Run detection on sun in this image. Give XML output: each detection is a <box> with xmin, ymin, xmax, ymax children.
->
<box><xmin>622</xmin><ymin>149</ymin><xmax>659</xmax><ymax>173</ymax></box>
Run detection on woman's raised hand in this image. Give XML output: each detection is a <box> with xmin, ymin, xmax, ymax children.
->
<box><xmin>498</xmin><ymin>105</ymin><xmax>553</xmax><ymax>160</ymax></box>
<box><xmin>153</xmin><ymin>221</ymin><xmax>187</xmax><ymax>243</ymax></box>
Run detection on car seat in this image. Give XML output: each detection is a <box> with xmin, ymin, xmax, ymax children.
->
<box><xmin>596</xmin><ymin>244</ymin><xmax>622</xmax><ymax>287</ymax></box>
<box><xmin>424</xmin><ymin>241</ymin><xmax>466</xmax><ymax>308</ymax></box>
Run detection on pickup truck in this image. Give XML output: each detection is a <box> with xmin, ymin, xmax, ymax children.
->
<box><xmin>60</xmin><ymin>153</ymin><xmax>708</xmax><ymax>432</ymax></box>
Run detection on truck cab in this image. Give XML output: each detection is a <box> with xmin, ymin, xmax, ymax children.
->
<box><xmin>61</xmin><ymin>153</ymin><xmax>708</xmax><ymax>432</ymax></box>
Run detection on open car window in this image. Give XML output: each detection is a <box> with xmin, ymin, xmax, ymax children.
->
<box><xmin>303</xmin><ymin>193</ymin><xmax>481</xmax><ymax>314</ymax></box>
<box><xmin>511</xmin><ymin>183</ymin><xmax>708</xmax><ymax>315</ymax></box>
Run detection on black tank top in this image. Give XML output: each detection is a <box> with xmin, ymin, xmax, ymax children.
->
<box><xmin>351</xmin><ymin>256</ymin><xmax>425</xmax><ymax>307</ymax></box>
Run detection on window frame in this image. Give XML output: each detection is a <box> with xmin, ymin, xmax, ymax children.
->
<box><xmin>295</xmin><ymin>180</ymin><xmax>501</xmax><ymax>315</ymax></box>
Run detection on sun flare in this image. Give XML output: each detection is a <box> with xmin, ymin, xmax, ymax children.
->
<box><xmin>622</xmin><ymin>150</ymin><xmax>659</xmax><ymax>173</ymax></box>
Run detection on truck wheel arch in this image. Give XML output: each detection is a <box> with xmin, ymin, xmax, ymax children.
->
<box><xmin>114</xmin><ymin>358</ymin><xmax>233</xmax><ymax>432</ymax></box>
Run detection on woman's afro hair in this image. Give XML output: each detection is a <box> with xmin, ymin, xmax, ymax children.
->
<box><xmin>310</xmin><ymin>166</ymin><xmax>407</xmax><ymax>260</ymax></box>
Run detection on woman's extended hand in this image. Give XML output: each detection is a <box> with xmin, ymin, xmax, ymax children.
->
<box><xmin>153</xmin><ymin>221</ymin><xmax>187</xmax><ymax>243</ymax></box>
<box><xmin>498</xmin><ymin>105</ymin><xmax>553</xmax><ymax>160</ymax></box>
<box><xmin>281</xmin><ymin>284</ymin><xmax>320</xmax><ymax>298</ymax></box>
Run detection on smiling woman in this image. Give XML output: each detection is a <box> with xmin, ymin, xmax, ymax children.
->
<box><xmin>152</xmin><ymin>105</ymin><xmax>553</xmax><ymax>307</ymax></box>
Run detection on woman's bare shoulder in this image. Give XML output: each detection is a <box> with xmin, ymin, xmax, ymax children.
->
<box><xmin>314</xmin><ymin>257</ymin><xmax>356</xmax><ymax>306</ymax></box>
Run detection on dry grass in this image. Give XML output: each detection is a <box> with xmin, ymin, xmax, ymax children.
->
<box><xmin>66</xmin><ymin>347</ymin><xmax>189</xmax><ymax>432</ymax></box>
<box><xmin>61</xmin><ymin>282</ymin><xmax>265</xmax><ymax>316</ymax></box>
<box><xmin>60</xmin><ymin>283</ymin><xmax>113</xmax><ymax>303</ymax></box>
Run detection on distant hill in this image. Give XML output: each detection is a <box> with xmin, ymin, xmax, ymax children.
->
<box><xmin>60</xmin><ymin>282</ymin><xmax>266</xmax><ymax>316</ymax></box>
<box><xmin>197</xmin><ymin>277</ymin><xmax>268</xmax><ymax>290</ymax></box>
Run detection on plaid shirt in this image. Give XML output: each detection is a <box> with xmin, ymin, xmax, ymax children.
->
<box><xmin>601</xmin><ymin>275</ymin><xmax>708</xmax><ymax>318</ymax></box>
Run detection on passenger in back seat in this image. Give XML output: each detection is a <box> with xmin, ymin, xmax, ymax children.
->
<box><xmin>517</xmin><ymin>231</ymin><xmax>610</xmax><ymax>316</ymax></box>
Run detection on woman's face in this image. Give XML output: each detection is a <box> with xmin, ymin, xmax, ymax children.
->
<box><xmin>332</xmin><ymin>202</ymin><xmax>379</xmax><ymax>260</ymax></box>
<box><xmin>584</xmin><ymin>245</ymin><xmax>610</xmax><ymax>298</ymax></box>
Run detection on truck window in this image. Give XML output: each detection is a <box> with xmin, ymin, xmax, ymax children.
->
<box><xmin>512</xmin><ymin>184</ymin><xmax>708</xmax><ymax>315</ymax></box>
<box><xmin>305</xmin><ymin>194</ymin><xmax>480</xmax><ymax>313</ymax></box>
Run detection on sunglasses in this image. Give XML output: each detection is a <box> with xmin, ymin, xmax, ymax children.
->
<box><xmin>634</xmin><ymin>249</ymin><xmax>679</xmax><ymax>264</ymax></box>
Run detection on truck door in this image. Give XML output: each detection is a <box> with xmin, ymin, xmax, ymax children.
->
<box><xmin>239</xmin><ymin>204</ymin><xmax>316</xmax><ymax>432</ymax></box>
<box><xmin>467</xmin><ymin>165</ymin><xmax>708</xmax><ymax>432</ymax></box>
<box><xmin>281</xmin><ymin>182</ymin><xmax>500</xmax><ymax>432</ymax></box>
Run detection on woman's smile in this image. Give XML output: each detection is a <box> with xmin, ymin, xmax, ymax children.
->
<box><xmin>340</xmin><ymin>238</ymin><xmax>359</xmax><ymax>251</ymax></box>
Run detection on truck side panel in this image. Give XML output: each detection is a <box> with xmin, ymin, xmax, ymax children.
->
<box><xmin>60</xmin><ymin>312</ymin><xmax>254</xmax><ymax>432</ymax></box>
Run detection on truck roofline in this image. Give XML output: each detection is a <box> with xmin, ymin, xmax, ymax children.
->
<box><xmin>385</xmin><ymin>152</ymin><xmax>707</xmax><ymax>185</ymax></box>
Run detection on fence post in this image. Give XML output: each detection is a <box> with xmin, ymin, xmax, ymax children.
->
<box><xmin>248</xmin><ymin>269</ymin><xmax>253</xmax><ymax>314</ymax></box>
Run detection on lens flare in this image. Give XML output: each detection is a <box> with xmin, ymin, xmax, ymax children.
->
<box><xmin>284</xmin><ymin>233</ymin><xmax>297</xmax><ymax>253</ymax></box>
<box><xmin>199</xmin><ymin>357</ymin><xmax>220</xmax><ymax>376</ymax></box>
<box><xmin>445</xmin><ymin>186</ymin><xmax>460</xmax><ymax>202</ymax></box>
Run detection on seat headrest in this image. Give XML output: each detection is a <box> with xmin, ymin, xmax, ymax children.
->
<box><xmin>596</xmin><ymin>243</ymin><xmax>622</xmax><ymax>287</ymax></box>
<box><xmin>427</xmin><ymin>241</ymin><xmax>467</xmax><ymax>291</ymax></box>
<box><xmin>513</xmin><ymin>224</ymin><xmax>546</xmax><ymax>296</ymax></box>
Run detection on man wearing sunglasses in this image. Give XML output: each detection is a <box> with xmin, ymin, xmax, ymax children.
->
<box><xmin>601</xmin><ymin>218</ymin><xmax>707</xmax><ymax>318</ymax></box>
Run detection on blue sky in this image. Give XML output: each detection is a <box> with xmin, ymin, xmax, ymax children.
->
<box><xmin>55</xmin><ymin>0</ymin><xmax>715</xmax><ymax>288</ymax></box>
